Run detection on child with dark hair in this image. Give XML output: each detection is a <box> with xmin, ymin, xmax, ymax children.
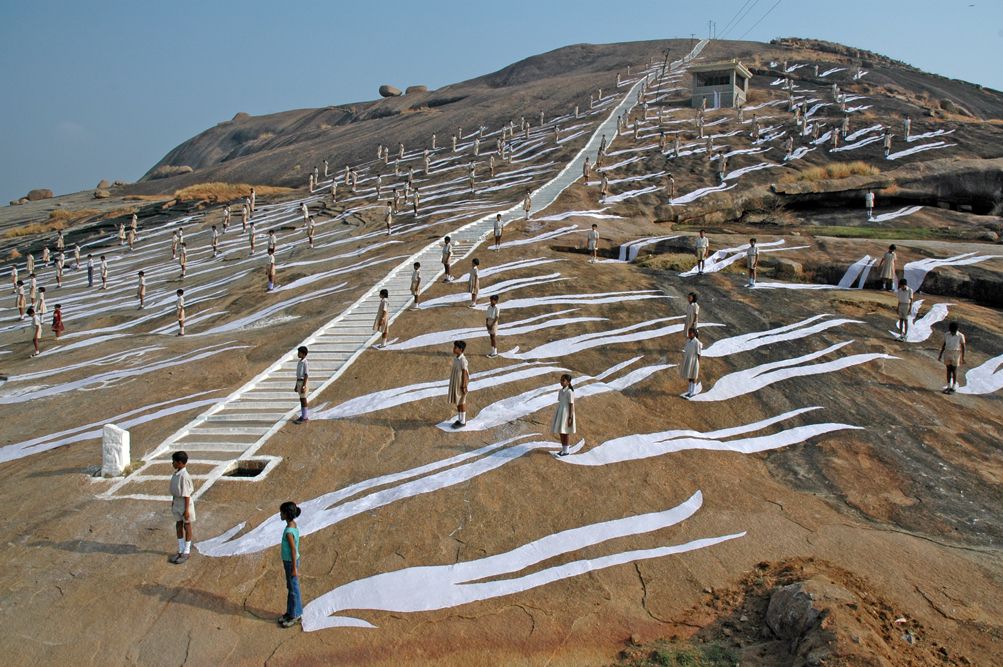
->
<box><xmin>52</xmin><ymin>304</ymin><xmax>65</xmax><ymax>341</ymax></box>
<box><xmin>879</xmin><ymin>244</ymin><xmax>897</xmax><ymax>291</ymax></box>
<box><xmin>410</xmin><ymin>262</ymin><xmax>421</xmax><ymax>310</ymax></box>
<box><xmin>176</xmin><ymin>289</ymin><xmax>185</xmax><ymax>336</ymax></box>
<box><xmin>895</xmin><ymin>278</ymin><xmax>914</xmax><ymax>341</ymax></box>
<box><xmin>15</xmin><ymin>280</ymin><xmax>25</xmax><ymax>319</ymax></box>
<box><xmin>684</xmin><ymin>292</ymin><xmax>699</xmax><ymax>335</ymax></box>
<box><xmin>938</xmin><ymin>322</ymin><xmax>966</xmax><ymax>394</ymax></box>
<box><xmin>137</xmin><ymin>271</ymin><xmax>146</xmax><ymax>309</ymax></box>
<box><xmin>169</xmin><ymin>451</ymin><xmax>194</xmax><ymax>564</ymax></box>
<box><xmin>266</xmin><ymin>248</ymin><xmax>276</xmax><ymax>291</ymax></box>
<box><xmin>551</xmin><ymin>374</ymin><xmax>576</xmax><ymax>456</ymax></box>
<box><xmin>695</xmin><ymin>230</ymin><xmax>709</xmax><ymax>274</ymax></box>
<box><xmin>278</xmin><ymin>501</ymin><xmax>303</xmax><ymax>628</ymax></box>
<box><xmin>468</xmin><ymin>258</ymin><xmax>480</xmax><ymax>307</ymax></box>
<box><xmin>441</xmin><ymin>236</ymin><xmax>453</xmax><ymax>283</ymax></box>
<box><xmin>746</xmin><ymin>238</ymin><xmax>759</xmax><ymax>287</ymax></box>
<box><xmin>448</xmin><ymin>341</ymin><xmax>469</xmax><ymax>428</ymax></box>
<box><xmin>293</xmin><ymin>346</ymin><xmax>309</xmax><ymax>423</ymax></box>
<box><xmin>587</xmin><ymin>224</ymin><xmax>599</xmax><ymax>263</ymax></box>
<box><xmin>28</xmin><ymin>306</ymin><xmax>40</xmax><ymax>357</ymax></box>
<box><xmin>373</xmin><ymin>289</ymin><xmax>390</xmax><ymax>349</ymax></box>
<box><xmin>680</xmin><ymin>328</ymin><xmax>702</xmax><ymax>398</ymax></box>
<box><xmin>486</xmin><ymin>295</ymin><xmax>500</xmax><ymax>358</ymax></box>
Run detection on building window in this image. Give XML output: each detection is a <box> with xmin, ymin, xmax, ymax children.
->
<box><xmin>697</xmin><ymin>73</ymin><xmax>732</xmax><ymax>87</ymax></box>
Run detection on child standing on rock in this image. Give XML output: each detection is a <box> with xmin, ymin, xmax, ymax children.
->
<box><xmin>448</xmin><ymin>340</ymin><xmax>469</xmax><ymax>429</ymax></box>
<box><xmin>468</xmin><ymin>258</ymin><xmax>480</xmax><ymax>307</ymax></box>
<box><xmin>28</xmin><ymin>307</ymin><xmax>40</xmax><ymax>357</ymax></box>
<box><xmin>277</xmin><ymin>501</ymin><xmax>303</xmax><ymax>628</ymax></box>
<box><xmin>680</xmin><ymin>328</ymin><xmax>702</xmax><ymax>398</ymax></box>
<box><xmin>938</xmin><ymin>322</ymin><xmax>966</xmax><ymax>394</ymax></box>
<box><xmin>694</xmin><ymin>230</ymin><xmax>709</xmax><ymax>274</ymax></box>
<box><xmin>551</xmin><ymin>374</ymin><xmax>576</xmax><ymax>456</ymax></box>
<box><xmin>587</xmin><ymin>224</ymin><xmax>599</xmax><ymax>263</ymax></box>
<box><xmin>176</xmin><ymin>289</ymin><xmax>185</xmax><ymax>336</ymax></box>
<box><xmin>373</xmin><ymin>289</ymin><xmax>390</xmax><ymax>349</ymax></box>
<box><xmin>52</xmin><ymin>304</ymin><xmax>65</xmax><ymax>341</ymax></box>
<box><xmin>486</xmin><ymin>294</ymin><xmax>500</xmax><ymax>358</ymax></box>
<box><xmin>441</xmin><ymin>236</ymin><xmax>453</xmax><ymax>283</ymax></box>
<box><xmin>169</xmin><ymin>451</ymin><xmax>194</xmax><ymax>564</ymax></box>
<box><xmin>684</xmin><ymin>292</ymin><xmax>700</xmax><ymax>336</ymax></box>
<box><xmin>879</xmin><ymin>245</ymin><xmax>897</xmax><ymax>291</ymax></box>
<box><xmin>895</xmin><ymin>278</ymin><xmax>914</xmax><ymax>341</ymax></box>
<box><xmin>746</xmin><ymin>238</ymin><xmax>759</xmax><ymax>287</ymax></box>
<box><xmin>293</xmin><ymin>346</ymin><xmax>309</xmax><ymax>423</ymax></box>
<box><xmin>410</xmin><ymin>262</ymin><xmax>421</xmax><ymax>309</ymax></box>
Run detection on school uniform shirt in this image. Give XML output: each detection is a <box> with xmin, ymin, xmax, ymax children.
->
<box><xmin>695</xmin><ymin>236</ymin><xmax>709</xmax><ymax>259</ymax></box>
<box><xmin>32</xmin><ymin>312</ymin><xmax>41</xmax><ymax>331</ymax></box>
<box><xmin>447</xmin><ymin>354</ymin><xmax>468</xmax><ymax>405</ymax></box>
<box><xmin>169</xmin><ymin>467</ymin><xmax>196</xmax><ymax>521</ymax></box>
<box><xmin>485</xmin><ymin>304</ymin><xmax>500</xmax><ymax>334</ymax></box>
<box><xmin>267</xmin><ymin>254</ymin><xmax>275</xmax><ymax>274</ymax></box>
<box><xmin>177</xmin><ymin>296</ymin><xmax>185</xmax><ymax>318</ymax></box>
<box><xmin>374</xmin><ymin>297</ymin><xmax>389</xmax><ymax>333</ymax></box>
<box><xmin>679</xmin><ymin>337</ymin><xmax>703</xmax><ymax>379</ymax></box>
<box><xmin>295</xmin><ymin>358</ymin><xmax>309</xmax><ymax>394</ymax></box>
<box><xmin>410</xmin><ymin>269</ymin><xmax>421</xmax><ymax>296</ymax></box>
<box><xmin>16</xmin><ymin>286</ymin><xmax>25</xmax><ymax>306</ymax></box>
<box><xmin>587</xmin><ymin>230</ymin><xmax>599</xmax><ymax>250</ymax></box>
<box><xmin>550</xmin><ymin>386</ymin><xmax>576</xmax><ymax>435</ymax></box>
<box><xmin>36</xmin><ymin>295</ymin><xmax>46</xmax><ymax>315</ymax></box>
<box><xmin>897</xmin><ymin>286</ymin><xmax>914</xmax><ymax>318</ymax></box>
<box><xmin>441</xmin><ymin>243</ymin><xmax>452</xmax><ymax>264</ymax></box>
<box><xmin>179</xmin><ymin>248</ymin><xmax>187</xmax><ymax>265</ymax></box>
<box><xmin>468</xmin><ymin>266</ymin><xmax>479</xmax><ymax>295</ymax></box>
<box><xmin>746</xmin><ymin>245</ymin><xmax>759</xmax><ymax>269</ymax></box>
<box><xmin>494</xmin><ymin>218</ymin><xmax>503</xmax><ymax>237</ymax></box>
<box><xmin>880</xmin><ymin>251</ymin><xmax>897</xmax><ymax>280</ymax></box>
<box><xmin>268</xmin><ymin>235</ymin><xmax>277</xmax><ymax>251</ymax></box>
<box><xmin>943</xmin><ymin>332</ymin><xmax>965</xmax><ymax>365</ymax></box>
<box><xmin>865</xmin><ymin>193</ymin><xmax>875</xmax><ymax>208</ymax></box>
<box><xmin>138</xmin><ymin>276</ymin><xmax>146</xmax><ymax>295</ymax></box>
<box><xmin>685</xmin><ymin>302</ymin><xmax>700</xmax><ymax>332</ymax></box>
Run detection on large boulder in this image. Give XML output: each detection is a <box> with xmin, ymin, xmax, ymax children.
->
<box><xmin>405</xmin><ymin>85</ymin><xmax>428</xmax><ymax>94</ymax></box>
<box><xmin>232</xmin><ymin>112</ymin><xmax>251</xmax><ymax>121</ymax></box>
<box><xmin>96</xmin><ymin>179</ymin><xmax>111</xmax><ymax>189</ymax></box>
<box><xmin>26</xmin><ymin>189</ymin><xmax>53</xmax><ymax>201</ymax></box>
<box><xmin>94</xmin><ymin>190</ymin><xmax>111</xmax><ymax>199</ymax></box>
<box><xmin>775</xmin><ymin>259</ymin><xmax>803</xmax><ymax>276</ymax></box>
<box><xmin>379</xmin><ymin>85</ymin><xmax>402</xmax><ymax>98</ymax></box>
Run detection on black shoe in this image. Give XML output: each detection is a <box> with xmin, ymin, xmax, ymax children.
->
<box><xmin>280</xmin><ymin>616</ymin><xmax>302</xmax><ymax>628</ymax></box>
<box><xmin>451</xmin><ymin>421</ymin><xmax>465</xmax><ymax>429</ymax></box>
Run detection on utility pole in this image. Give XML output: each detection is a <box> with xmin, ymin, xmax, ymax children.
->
<box><xmin>661</xmin><ymin>47</ymin><xmax>672</xmax><ymax>76</ymax></box>
<box><xmin>708</xmin><ymin>21</ymin><xmax>713</xmax><ymax>39</ymax></box>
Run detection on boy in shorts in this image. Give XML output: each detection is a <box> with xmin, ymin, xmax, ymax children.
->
<box><xmin>895</xmin><ymin>278</ymin><xmax>914</xmax><ymax>341</ymax></box>
<box><xmin>938</xmin><ymin>322</ymin><xmax>966</xmax><ymax>394</ymax></box>
<box><xmin>169</xmin><ymin>451</ymin><xmax>195</xmax><ymax>563</ymax></box>
<box><xmin>293</xmin><ymin>346</ymin><xmax>309</xmax><ymax>423</ymax></box>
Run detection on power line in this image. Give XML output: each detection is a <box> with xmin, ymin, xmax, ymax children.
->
<box><xmin>738</xmin><ymin>0</ymin><xmax>783</xmax><ymax>40</ymax></box>
<box><xmin>718</xmin><ymin>0</ymin><xmax>753</xmax><ymax>38</ymax></box>
<box><xmin>719</xmin><ymin>0</ymin><xmax>761</xmax><ymax>40</ymax></box>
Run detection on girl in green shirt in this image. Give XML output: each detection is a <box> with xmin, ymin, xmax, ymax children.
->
<box><xmin>278</xmin><ymin>502</ymin><xmax>302</xmax><ymax>628</ymax></box>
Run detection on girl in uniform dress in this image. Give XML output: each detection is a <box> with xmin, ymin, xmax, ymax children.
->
<box><xmin>550</xmin><ymin>374</ymin><xmax>576</xmax><ymax>456</ymax></box>
<box><xmin>680</xmin><ymin>328</ymin><xmax>702</xmax><ymax>398</ymax></box>
<box><xmin>448</xmin><ymin>341</ymin><xmax>469</xmax><ymax>428</ymax></box>
<box><xmin>878</xmin><ymin>244</ymin><xmax>897</xmax><ymax>291</ymax></box>
<box><xmin>51</xmin><ymin>304</ymin><xmax>65</xmax><ymax>341</ymax></box>
<box><xmin>15</xmin><ymin>280</ymin><xmax>26</xmax><ymax>319</ymax></box>
<box><xmin>468</xmin><ymin>259</ymin><xmax>480</xmax><ymax>307</ymax></box>
<box><xmin>373</xmin><ymin>289</ymin><xmax>390</xmax><ymax>349</ymax></box>
<box><xmin>684</xmin><ymin>292</ymin><xmax>700</xmax><ymax>335</ymax></box>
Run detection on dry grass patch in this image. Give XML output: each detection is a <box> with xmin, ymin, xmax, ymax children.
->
<box><xmin>4</xmin><ymin>209</ymin><xmax>99</xmax><ymax>238</ymax></box>
<box><xmin>173</xmin><ymin>183</ymin><xmax>293</xmax><ymax>203</ymax></box>
<box><xmin>779</xmin><ymin>161</ymin><xmax>880</xmax><ymax>183</ymax></box>
<box><xmin>124</xmin><ymin>195</ymin><xmax>170</xmax><ymax>201</ymax></box>
<box><xmin>100</xmin><ymin>207</ymin><xmax>137</xmax><ymax>219</ymax></box>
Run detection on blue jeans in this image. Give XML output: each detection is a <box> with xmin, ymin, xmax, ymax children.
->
<box><xmin>283</xmin><ymin>559</ymin><xmax>302</xmax><ymax>619</ymax></box>
<box><xmin>87</xmin><ymin>267</ymin><xmax>93</xmax><ymax>287</ymax></box>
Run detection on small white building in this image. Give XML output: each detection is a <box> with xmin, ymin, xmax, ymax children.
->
<box><xmin>690</xmin><ymin>59</ymin><xmax>753</xmax><ymax>109</ymax></box>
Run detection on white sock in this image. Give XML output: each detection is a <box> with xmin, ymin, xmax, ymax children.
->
<box><xmin>178</xmin><ymin>538</ymin><xmax>185</xmax><ymax>553</ymax></box>
<box><xmin>184</xmin><ymin>540</ymin><xmax>191</xmax><ymax>555</ymax></box>
<box><xmin>561</xmin><ymin>444</ymin><xmax>569</xmax><ymax>454</ymax></box>
<box><xmin>458</xmin><ymin>411</ymin><xmax>466</xmax><ymax>424</ymax></box>
<box><xmin>179</xmin><ymin>326</ymin><xmax>184</xmax><ymax>335</ymax></box>
<box><xmin>491</xmin><ymin>347</ymin><xmax>497</xmax><ymax>355</ymax></box>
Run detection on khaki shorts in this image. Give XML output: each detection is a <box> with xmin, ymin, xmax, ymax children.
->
<box><xmin>897</xmin><ymin>304</ymin><xmax>910</xmax><ymax>318</ymax></box>
<box><xmin>295</xmin><ymin>379</ymin><xmax>308</xmax><ymax>396</ymax></box>
<box><xmin>172</xmin><ymin>497</ymin><xmax>195</xmax><ymax>523</ymax></box>
<box><xmin>696</xmin><ymin>248</ymin><xmax>707</xmax><ymax>260</ymax></box>
<box><xmin>746</xmin><ymin>257</ymin><xmax>757</xmax><ymax>269</ymax></box>
<box><xmin>943</xmin><ymin>350</ymin><xmax>961</xmax><ymax>367</ymax></box>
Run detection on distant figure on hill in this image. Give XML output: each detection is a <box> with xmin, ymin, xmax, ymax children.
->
<box><xmin>904</xmin><ymin>117</ymin><xmax>911</xmax><ymax>139</ymax></box>
<box><xmin>493</xmin><ymin>213</ymin><xmax>503</xmax><ymax>251</ymax></box>
<box><xmin>178</xmin><ymin>242</ymin><xmax>187</xmax><ymax>278</ymax></box>
<box><xmin>695</xmin><ymin>230</ymin><xmax>709</xmax><ymax>273</ymax></box>
<box><xmin>176</xmin><ymin>288</ymin><xmax>185</xmax><ymax>336</ymax></box>
<box><xmin>373</xmin><ymin>289</ymin><xmax>390</xmax><ymax>349</ymax></box>
<box><xmin>441</xmin><ymin>236</ymin><xmax>453</xmax><ymax>283</ymax></box>
<box><xmin>551</xmin><ymin>374</ymin><xmax>576</xmax><ymax>456</ymax></box>
<box><xmin>410</xmin><ymin>262</ymin><xmax>421</xmax><ymax>309</ymax></box>
<box><xmin>384</xmin><ymin>202</ymin><xmax>393</xmax><ymax>236</ymax></box>
<box><xmin>266</xmin><ymin>248</ymin><xmax>276</xmax><ymax>292</ymax></box>
<box><xmin>587</xmin><ymin>224</ymin><xmax>599</xmax><ymax>263</ymax></box>
<box><xmin>895</xmin><ymin>278</ymin><xmax>914</xmax><ymax>341</ymax></box>
<box><xmin>680</xmin><ymin>328</ymin><xmax>702</xmax><ymax>399</ymax></box>
<box><xmin>307</xmin><ymin>215</ymin><xmax>315</xmax><ymax>248</ymax></box>
<box><xmin>100</xmin><ymin>255</ymin><xmax>109</xmax><ymax>289</ymax></box>
<box><xmin>884</xmin><ymin>132</ymin><xmax>893</xmax><ymax>157</ymax></box>
<box><xmin>137</xmin><ymin>271</ymin><xmax>146</xmax><ymax>309</ymax></box>
<box><xmin>168</xmin><ymin>451</ymin><xmax>194</xmax><ymax>563</ymax></box>
<box><xmin>28</xmin><ymin>306</ymin><xmax>40</xmax><ymax>357</ymax></box>
<box><xmin>523</xmin><ymin>189</ymin><xmax>532</xmax><ymax>219</ymax></box>
<box><xmin>485</xmin><ymin>294</ymin><xmax>500</xmax><ymax>358</ymax></box>
<box><xmin>467</xmin><ymin>258</ymin><xmax>479</xmax><ymax>308</ymax></box>
<box><xmin>600</xmin><ymin>173</ymin><xmax>609</xmax><ymax>203</ymax></box>
<box><xmin>865</xmin><ymin>190</ymin><xmax>875</xmax><ymax>221</ymax></box>
<box><xmin>746</xmin><ymin>238</ymin><xmax>759</xmax><ymax>287</ymax></box>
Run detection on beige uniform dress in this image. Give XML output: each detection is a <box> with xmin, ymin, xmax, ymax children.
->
<box><xmin>410</xmin><ymin>269</ymin><xmax>421</xmax><ymax>297</ymax></box>
<box><xmin>943</xmin><ymin>332</ymin><xmax>964</xmax><ymax>367</ymax></box>
<box><xmin>897</xmin><ymin>286</ymin><xmax>914</xmax><ymax>318</ymax></box>
<box><xmin>746</xmin><ymin>245</ymin><xmax>759</xmax><ymax>269</ymax></box>
<box><xmin>695</xmin><ymin>236</ymin><xmax>709</xmax><ymax>260</ymax></box>
<box><xmin>468</xmin><ymin>266</ymin><xmax>479</xmax><ymax>298</ymax></box>
<box><xmin>549</xmin><ymin>386</ymin><xmax>576</xmax><ymax>435</ymax></box>
<box><xmin>169</xmin><ymin>467</ymin><xmax>196</xmax><ymax>522</ymax></box>
<box><xmin>486</xmin><ymin>304</ymin><xmax>500</xmax><ymax>335</ymax></box>
<box><xmin>880</xmin><ymin>251</ymin><xmax>897</xmax><ymax>281</ymax></box>
<box><xmin>587</xmin><ymin>229</ymin><xmax>599</xmax><ymax>251</ymax></box>
<box><xmin>685</xmin><ymin>302</ymin><xmax>700</xmax><ymax>332</ymax></box>
<box><xmin>177</xmin><ymin>295</ymin><xmax>185</xmax><ymax>322</ymax></box>
<box><xmin>448</xmin><ymin>354</ymin><xmax>468</xmax><ymax>406</ymax></box>
<box><xmin>374</xmin><ymin>297</ymin><xmax>389</xmax><ymax>334</ymax></box>
<box><xmin>679</xmin><ymin>337</ymin><xmax>703</xmax><ymax>380</ymax></box>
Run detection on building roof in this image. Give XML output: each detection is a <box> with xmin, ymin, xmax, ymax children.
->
<box><xmin>689</xmin><ymin>59</ymin><xmax>753</xmax><ymax>79</ymax></box>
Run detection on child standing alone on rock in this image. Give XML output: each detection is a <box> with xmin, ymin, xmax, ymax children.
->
<box><xmin>938</xmin><ymin>322</ymin><xmax>966</xmax><ymax>394</ymax></box>
<box><xmin>169</xmin><ymin>451</ymin><xmax>194</xmax><ymax>564</ymax></box>
<box><xmin>293</xmin><ymin>346</ymin><xmax>309</xmax><ymax>423</ymax></box>
<box><xmin>277</xmin><ymin>501</ymin><xmax>303</xmax><ymax>628</ymax></box>
<box><xmin>551</xmin><ymin>374</ymin><xmax>576</xmax><ymax>456</ymax></box>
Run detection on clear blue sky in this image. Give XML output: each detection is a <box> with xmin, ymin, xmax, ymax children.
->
<box><xmin>1</xmin><ymin>0</ymin><xmax>1000</xmax><ymax>205</ymax></box>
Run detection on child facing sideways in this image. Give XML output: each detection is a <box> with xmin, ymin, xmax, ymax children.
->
<box><xmin>373</xmin><ymin>289</ymin><xmax>390</xmax><ymax>349</ymax></box>
<box><xmin>485</xmin><ymin>294</ymin><xmax>500</xmax><ymax>358</ymax></box>
<box><xmin>409</xmin><ymin>262</ymin><xmax>421</xmax><ymax>310</ymax></box>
